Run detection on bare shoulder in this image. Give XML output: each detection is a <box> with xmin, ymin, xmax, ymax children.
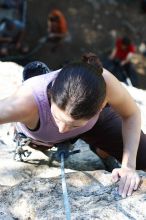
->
<box><xmin>102</xmin><ymin>68</ymin><xmax>119</xmax><ymax>86</ymax></box>
<box><xmin>0</xmin><ymin>85</ymin><xmax>38</xmax><ymax>124</ymax></box>
<box><xmin>102</xmin><ymin>68</ymin><xmax>128</xmax><ymax>102</ymax></box>
<box><xmin>103</xmin><ymin>69</ymin><xmax>128</xmax><ymax>98</ymax></box>
<box><xmin>102</xmin><ymin>68</ymin><xmax>138</xmax><ymax>117</ymax></box>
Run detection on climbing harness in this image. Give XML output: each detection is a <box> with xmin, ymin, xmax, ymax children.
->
<box><xmin>13</xmin><ymin>132</ymin><xmax>32</xmax><ymax>161</ymax></box>
<box><xmin>13</xmin><ymin>132</ymin><xmax>80</xmax><ymax>219</ymax></box>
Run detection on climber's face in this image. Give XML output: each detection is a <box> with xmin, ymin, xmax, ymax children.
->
<box><xmin>51</xmin><ymin>102</ymin><xmax>88</xmax><ymax>133</ymax></box>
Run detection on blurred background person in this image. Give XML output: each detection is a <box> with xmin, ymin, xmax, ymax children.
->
<box><xmin>0</xmin><ymin>18</ymin><xmax>28</xmax><ymax>56</ymax></box>
<box><xmin>104</xmin><ymin>36</ymin><xmax>138</xmax><ymax>87</ymax></box>
<box><xmin>47</xmin><ymin>9</ymin><xmax>69</xmax><ymax>51</ymax></box>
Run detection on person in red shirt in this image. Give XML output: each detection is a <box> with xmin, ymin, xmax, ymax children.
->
<box><xmin>108</xmin><ymin>36</ymin><xmax>138</xmax><ymax>87</ymax></box>
<box><xmin>110</xmin><ymin>37</ymin><xmax>135</xmax><ymax>65</ymax></box>
<box><xmin>47</xmin><ymin>9</ymin><xmax>69</xmax><ymax>51</ymax></box>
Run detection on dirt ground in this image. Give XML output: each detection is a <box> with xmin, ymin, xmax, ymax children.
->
<box><xmin>1</xmin><ymin>0</ymin><xmax>146</xmax><ymax>89</ymax></box>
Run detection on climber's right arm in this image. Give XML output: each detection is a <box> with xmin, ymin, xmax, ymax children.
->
<box><xmin>0</xmin><ymin>86</ymin><xmax>38</xmax><ymax>125</ymax></box>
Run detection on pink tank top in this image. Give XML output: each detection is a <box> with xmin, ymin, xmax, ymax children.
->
<box><xmin>16</xmin><ymin>69</ymin><xmax>100</xmax><ymax>145</ymax></box>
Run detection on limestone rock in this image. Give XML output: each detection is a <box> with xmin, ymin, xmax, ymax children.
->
<box><xmin>0</xmin><ymin>170</ymin><xmax>146</xmax><ymax>220</ymax></box>
<box><xmin>0</xmin><ymin>61</ymin><xmax>23</xmax><ymax>99</ymax></box>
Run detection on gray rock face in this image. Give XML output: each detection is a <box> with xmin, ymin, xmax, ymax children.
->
<box><xmin>0</xmin><ymin>170</ymin><xmax>146</xmax><ymax>220</ymax></box>
<box><xmin>0</xmin><ymin>62</ymin><xmax>146</xmax><ymax>219</ymax></box>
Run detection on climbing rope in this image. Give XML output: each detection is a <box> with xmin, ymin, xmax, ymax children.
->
<box><xmin>54</xmin><ymin>143</ymin><xmax>80</xmax><ymax>219</ymax></box>
<box><xmin>60</xmin><ymin>152</ymin><xmax>71</xmax><ymax>220</ymax></box>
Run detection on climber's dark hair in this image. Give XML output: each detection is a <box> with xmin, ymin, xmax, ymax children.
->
<box><xmin>50</xmin><ymin>61</ymin><xmax>106</xmax><ymax>120</ymax></box>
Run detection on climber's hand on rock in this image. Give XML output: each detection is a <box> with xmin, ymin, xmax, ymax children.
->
<box><xmin>112</xmin><ymin>167</ymin><xmax>140</xmax><ymax>198</ymax></box>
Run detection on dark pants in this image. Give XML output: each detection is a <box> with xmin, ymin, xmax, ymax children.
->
<box><xmin>103</xmin><ymin>59</ymin><xmax>139</xmax><ymax>87</ymax></box>
<box><xmin>79</xmin><ymin>106</ymin><xmax>146</xmax><ymax>170</ymax></box>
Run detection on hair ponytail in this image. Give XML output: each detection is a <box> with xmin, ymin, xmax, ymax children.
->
<box><xmin>81</xmin><ymin>52</ymin><xmax>103</xmax><ymax>75</ymax></box>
